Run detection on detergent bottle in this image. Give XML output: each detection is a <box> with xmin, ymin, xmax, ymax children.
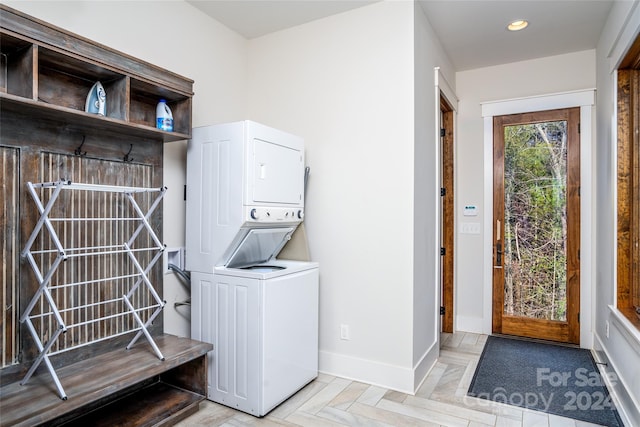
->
<box><xmin>156</xmin><ymin>99</ymin><xmax>173</xmax><ymax>132</ymax></box>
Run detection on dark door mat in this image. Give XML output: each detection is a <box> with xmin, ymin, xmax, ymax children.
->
<box><xmin>467</xmin><ymin>335</ymin><xmax>623</xmax><ymax>426</ymax></box>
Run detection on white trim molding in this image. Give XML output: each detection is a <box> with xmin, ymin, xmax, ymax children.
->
<box><xmin>435</xmin><ymin>66</ymin><xmax>459</xmax><ymax>111</ymax></box>
<box><xmin>481</xmin><ymin>89</ymin><xmax>595</xmax><ymax>117</ymax></box>
<box><xmin>481</xmin><ymin>89</ymin><xmax>596</xmax><ymax>349</ymax></box>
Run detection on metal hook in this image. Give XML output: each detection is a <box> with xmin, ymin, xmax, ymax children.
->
<box><xmin>74</xmin><ymin>136</ymin><xmax>87</xmax><ymax>157</ymax></box>
<box><xmin>124</xmin><ymin>144</ymin><xmax>134</xmax><ymax>163</ymax></box>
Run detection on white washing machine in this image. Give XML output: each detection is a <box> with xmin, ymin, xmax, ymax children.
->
<box><xmin>186</xmin><ymin>121</ymin><xmax>319</xmax><ymax>416</ymax></box>
<box><xmin>191</xmin><ymin>258</ymin><xmax>318</xmax><ymax>416</ymax></box>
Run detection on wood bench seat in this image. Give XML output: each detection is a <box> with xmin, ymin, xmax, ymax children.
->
<box><xmin>0</xmin><ymin>334</ymin><xmax>212</xmax><ymax>427</ymax></box>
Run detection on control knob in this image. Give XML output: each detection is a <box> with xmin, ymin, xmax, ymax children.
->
<box><xmin>297</xmin><ymin>210</ymin><xmax>304</xmax><ymax>219</ymax></box>
<box><xmin>250</xmin><ymin>208</ymin><xmax>259</xmax><ymax>220</ymax></box>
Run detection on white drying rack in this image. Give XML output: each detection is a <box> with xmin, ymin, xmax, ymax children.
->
<box><xmin>20</xmin><ymin>180</ymin><xmax>167</xmax><ymax>400</ymax></box>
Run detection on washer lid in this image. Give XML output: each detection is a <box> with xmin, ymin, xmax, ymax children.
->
<box><xmin>224</xmin><ymin>227</ymin><xmax>295</xmax><ymax>268</ymax></box>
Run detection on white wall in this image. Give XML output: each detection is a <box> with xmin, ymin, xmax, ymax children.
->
<box><xmin>6</xmin><ymin>0</ymin><xmax>452</xmax><ymax>393</ymax></box>
<box><xmin>454</xmin><ymin>50</ymin><xmax>596</xmax><ymax>333</ymax></box>
<box><xmin>414</xmin><ymin>2</ymin><xmax>456</xmax><ymax>389</ymax></box>
<box><xmin>246</xmin><ymin>0</ymin><xmax>449</xmax><ymax>393</ymax></box>
<box><xmin>594</xmin><ymin>0</ymin><xmax>640</xmax><ymax>424</ymax></box>
<box><xmin>5</xmin><ymin>0</ymin><xmax>249</xmax><ymax>337</ymax></box>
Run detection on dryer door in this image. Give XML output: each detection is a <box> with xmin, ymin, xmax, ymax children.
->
<box><xmin>250</xmin><ymin>137</ymin><xmax>303</xmax><ymax>205</ymax></box>
<box><xmin>225</xmin><ymin>227</ymin><xmax>295</xmax><ymax>268</ymax></box>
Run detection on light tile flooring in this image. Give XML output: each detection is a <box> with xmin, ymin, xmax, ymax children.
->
<box><xmin>175</xmin><ymin>332</ymin><xmax>608</xmax><ymax>427</ymax></box>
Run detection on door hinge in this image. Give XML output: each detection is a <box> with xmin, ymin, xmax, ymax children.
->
<box><xmin>440</xmin><ymin>128</ymin><xmax>446</xmax><ymax>137</ymax></box>
<box><xmin>184</xmin><ymin>185</ymin><xmax>187</xmax><ymax>201</ymax></box>
<box><xmin>578</xmin><ymin>312</ymin><xmax>580</xmax><ymax>323</ymax></box>
<box><xmin>441</xmin><ymin>247</ymin><xmax>446</xmax><ymax>256</ymax></box>
<box><xmin>440</xmin><ymin>306</ymin><xmax>446</xmax><ymax>315</ymax></box>
<box><xmin>578</xmin><ymin>123</ymin><xmax>581</xmax><ymax>134</ymax></box>
<box><xmin>441</xmin><ymin>187</ymin><xmax>446</xmax><ymax>197</ymax></box>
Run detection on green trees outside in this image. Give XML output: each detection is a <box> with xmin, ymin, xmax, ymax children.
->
<box><xmin>503</xmin><ymin>121</ymin><xmax>568</xmax><ymax>321</ymax></box>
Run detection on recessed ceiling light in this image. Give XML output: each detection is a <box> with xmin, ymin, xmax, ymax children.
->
<box><xmin>507</xmin><ymin>20</ymin><xmax>529</xmax><ymax>31</ymax></box>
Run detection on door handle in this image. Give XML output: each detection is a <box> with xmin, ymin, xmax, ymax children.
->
<box><xmin>496</xmin><ymin>242</ymin><xmax>502</xmax><ymax>266</ymax></box>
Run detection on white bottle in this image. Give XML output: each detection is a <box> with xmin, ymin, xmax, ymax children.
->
<box><xmin>156</xmin><ymin>99</ymin><xmax>173</xmax><ymax>132</ymax></box>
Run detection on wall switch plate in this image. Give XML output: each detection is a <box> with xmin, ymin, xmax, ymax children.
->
<box><xmin>340</xmin><ymin>324</ymin><xmax>350</xmax><ymax>340</ymax></box>
<box><xmin>460</xmin><ymin>222</ymin><xmax>481</xmax><ymax>234</ymax></box>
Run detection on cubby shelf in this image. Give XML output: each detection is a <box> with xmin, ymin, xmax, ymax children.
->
<box><xmin>0</xmin><ymin>6</ymin><xmax>204</xmax><ymax>426</ymax></box>
<box><xmin>0</xmin><ymin>6</ymin><xmax>193</xmax><ymax>143</ymax></box>
<box><xmin>0</xmin><ymin>92</ymin><xmax>191</xmax><ymax>143</ymax></box>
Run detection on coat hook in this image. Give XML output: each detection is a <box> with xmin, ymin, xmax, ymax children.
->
<box><xmin>124</xmin><ymin>144</ymin><xmax>134</xmax><ymax>163</ymax></box>
<box><xmin>74</xmin><ymin>136</ymin><xmax>87</xmax><ymax>157</ymax></box>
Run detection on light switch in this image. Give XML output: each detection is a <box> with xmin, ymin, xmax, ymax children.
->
<box><xmin>460</xmin><ymin>223</ymin><xmax>481</xmax><ymax>234</ymax></box>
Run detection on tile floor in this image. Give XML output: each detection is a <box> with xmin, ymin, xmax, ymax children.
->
<box><xmin>175</xmin><ymin>332</ymin><xmax>609</xmax><ymax>427</ymax></box>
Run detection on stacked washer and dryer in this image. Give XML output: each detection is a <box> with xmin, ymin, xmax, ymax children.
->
<box><xmin>185</xmin><ymin>121</ymin><xmax>319</xmax><ymax>417</ymax></box>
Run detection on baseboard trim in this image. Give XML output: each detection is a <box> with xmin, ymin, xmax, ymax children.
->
<box><xmin>319</xmin><ymin>341</ymin><xmax>439</xmax><ymax>395</ymax></box>
<box><xmin>319</xmin><ymin>350</ymin><xmax>414</xmax><ymax>394</ymax></box>
<box><xmin>412</xmin><ymin>339</ymin><xmax>439</xmax><ymax>392</ymax></box>
<box><xmin>593</xmin><ymin>332</ymin><xmax>640</xmax><ymax>427</ymax></box>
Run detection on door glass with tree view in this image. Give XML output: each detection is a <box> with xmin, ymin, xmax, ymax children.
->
<box><xmin>493</xmin><ymin>108</ymin><xmax>580</xmax><ymax>344</ymax></box>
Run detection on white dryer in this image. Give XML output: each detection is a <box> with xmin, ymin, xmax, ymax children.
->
<box><xmin>186</xmin><ymin>121</ymin><xmax>319</xmax><ymax>417</ymax></box>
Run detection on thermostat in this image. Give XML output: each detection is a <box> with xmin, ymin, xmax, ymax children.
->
<box><xmin>463</xmin><ymin>205</ymin><xmax>478</xmax><ymax>216</ymax></box>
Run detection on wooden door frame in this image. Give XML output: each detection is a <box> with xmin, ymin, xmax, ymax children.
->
<box><xmin>441</xmin><ymin>95</ymin><xmax>454</xmax><ymax>333</ymax></box>
<box><xmin>491</xmin><ymin>107</ymin><xmax>581</xmax><ymax>344</ymax></box>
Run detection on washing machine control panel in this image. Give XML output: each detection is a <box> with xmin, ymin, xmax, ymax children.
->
<box><xmin>245</xmin><ymin>207</ymin><xmax>304</xmax><ymax>223</ymax></box>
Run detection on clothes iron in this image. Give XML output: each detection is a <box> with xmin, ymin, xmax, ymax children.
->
<box><xmin>85</xmin><ymin>81</ymin><xmax>106</xmax><ymax>115</ymax></box>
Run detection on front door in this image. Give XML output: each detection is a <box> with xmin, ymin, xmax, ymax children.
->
<box><xmin>492</xmin><ymin>108</ymin><xmax>580</xmax><ymax>344</ymax></box>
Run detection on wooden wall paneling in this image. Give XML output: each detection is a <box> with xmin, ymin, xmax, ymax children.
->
<box><xmin>37</xmin><ymin>153</ymin><xmax>155</xmax><ymax>354</ymax></box>
<box><xmin>1</xmin><ymin>146</ymin><xmax>20</xmax><ymax>368</ymax></box>
<box><xmin>0</xmin><ymin>108</ymin><xmax>163</xmax><ymax>374</ymax></box>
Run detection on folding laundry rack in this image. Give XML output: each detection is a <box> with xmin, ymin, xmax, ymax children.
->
<box><xmin>20</xmin><ymin>180</ymin><xmax>167</xmax><ymax>400</ymax></box>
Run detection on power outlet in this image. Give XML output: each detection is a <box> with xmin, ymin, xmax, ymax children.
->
<box><xmin>340</xmin><ymin>324</ymin><xmax>350</xmax><ymax>340</ymax></box>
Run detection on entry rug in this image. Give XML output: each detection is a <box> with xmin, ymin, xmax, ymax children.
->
<box><xmin>467</xmin><ymin>336</ymin><xmax>623</xmax><ymax>426</ymax></box>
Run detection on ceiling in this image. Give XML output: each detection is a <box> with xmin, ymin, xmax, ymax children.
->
<box><xmin>187</xmin><ymin>0</ymin><xmax>614</xmax><ymax>71</ymax></box>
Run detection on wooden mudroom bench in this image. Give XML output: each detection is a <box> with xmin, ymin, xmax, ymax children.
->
<box><xmin>0</xmin><ymin>334</ymin><xmax>212</xmax><ymax>427</ymax></box>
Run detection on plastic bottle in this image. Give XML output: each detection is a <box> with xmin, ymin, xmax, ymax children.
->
<box><xmin>156</xmin><ymin>99</ymin><xmax>173</xmax><ymax>132</ymax></box>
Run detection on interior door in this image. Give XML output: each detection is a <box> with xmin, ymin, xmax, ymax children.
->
<box><xmin>492</xmin><ymin>108</ymin><xmax>580</xmax><ymax>344</ymax></box>
<box><xmin>441</xmin><ymin>96</ymin><xmax>454</xmax><ymax>333</ymax></box>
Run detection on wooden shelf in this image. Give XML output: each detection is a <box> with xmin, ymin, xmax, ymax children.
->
<box><xmin>1</xmin><ymin>92</ymin><xmax>191</xmax><ymax>143</ymax></box>
<box><xmin>60</xmin><ymin>382</ymin><xmax>204</xmax><ymax>427</ymax></box>
<box><xmin>0</xmin><ymin>334</ymin><xmax>213</xmax><ymax>427</ymax></box>
<box><xmin>0</xmin><ymin>5</ymin><xmax>193</xmax><ymax>143</ymax></box>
